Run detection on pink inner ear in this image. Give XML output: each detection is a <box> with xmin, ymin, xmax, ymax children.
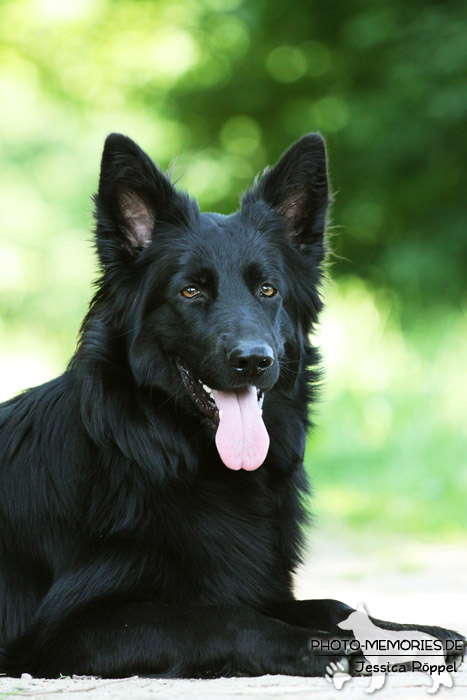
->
<box><xmin>278</xmin><ymin>189</ymin><xmax>305</xmax><ymax>221</ymax></box>
<box><xmin>277</xmin><ymin>189</ymin><xmax>306</xmax><ymax>244</ymax></box>
<box><xmin>119</xmin><ymin>189</ymin><xmax>154</xmax><ymax>248</ymax></box>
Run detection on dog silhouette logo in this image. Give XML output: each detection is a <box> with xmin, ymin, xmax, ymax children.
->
<box><xmin>337</xmin><ymin>603</ymin><xmax>453</xmax><ymax>694</ymax></box>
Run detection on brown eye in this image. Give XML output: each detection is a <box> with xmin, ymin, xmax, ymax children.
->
<box><xmin>181</xmin><ymin>286</ymin><xmax>200</xmax><ymax>299</ymax></box>
<box><xmin>260</xmin><ymin>283</ymin><xmax>277</xmax><ymax>298</ymax></box>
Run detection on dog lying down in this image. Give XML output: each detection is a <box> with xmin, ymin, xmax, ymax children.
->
<box><xmin>0</xmin><ymin>133</ymin><xmax>465</xmax><ymax>678</ymax></box>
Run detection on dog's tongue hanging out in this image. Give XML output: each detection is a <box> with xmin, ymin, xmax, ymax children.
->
<box><xmin>212</xmin><ymin>386</ymin><xmax>269</xmax><ymax>470</ymax></box>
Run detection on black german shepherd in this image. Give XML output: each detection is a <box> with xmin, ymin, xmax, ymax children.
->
<box><xmin>0</xmin><ymin>134</ymin><xmax>464</xmax><ymax>678</ymax></box>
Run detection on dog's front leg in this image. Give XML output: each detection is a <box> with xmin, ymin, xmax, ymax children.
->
<box><xmin>263</xmin><ymin>599</ymin><xmax>465</xmax><ymax>669</ymax></box>
<box><xmin>367</xmin><ymin>616</ymin><xmax>465</xmax><ymax>666</ymax></box>
<box><xmin>0</xmin><ymin>598</ymin><xmax>353</xmax><ymax>679</ymax></box>
<box><xmin>264</xmin><ymin>598</ymin><xmax>356</xmax><ymax>634</ymax></box>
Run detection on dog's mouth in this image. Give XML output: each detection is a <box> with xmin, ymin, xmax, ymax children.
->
<box><xmin>176</xmin><ymin>361</ymin><xmax>265</xmax><ymax>423</ymax></box>
<box><xmin>176</xmin><ymin>359</ymin><xmax>269</xmax><ymax>472</ymax></box>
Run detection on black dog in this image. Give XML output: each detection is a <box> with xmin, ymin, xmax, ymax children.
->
<box><xmin>0</xmin><ymin>134</ymin><xmax>464</xmax><ymax>678</ymax></box>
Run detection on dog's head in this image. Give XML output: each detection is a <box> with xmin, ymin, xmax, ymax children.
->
<box><xmin>89</xmin><ymin>133</ymin><xmax>330</xmax><ymax>471</ymax></box>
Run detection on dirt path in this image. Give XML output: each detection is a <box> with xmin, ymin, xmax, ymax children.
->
<box><xmin>1</xmin><ymin>534</ymin><xmax>466</xmax><ymax>699</ymax></box>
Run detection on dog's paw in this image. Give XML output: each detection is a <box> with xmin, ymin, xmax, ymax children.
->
<box><xmin>441</xmin><ymin>630</ymin><xmax>465</xmax><ymax>667</ymax></box>
<box><xmin>421</xmin><ymin>626</ymin><xmax>465</xmax><ymax>667</ymax></box>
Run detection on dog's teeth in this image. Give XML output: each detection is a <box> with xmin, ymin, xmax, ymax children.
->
<box><xmin>219</xmin><ymin>410</ymin><xmax>223</xmax><ymax>420</ymax></box>
<box><xmin>258</xmin><ymin>395</ymin><xmax>264</xmax><ymax>409</ymax></box>
<box><xmin>259</xmin><ymin>409</ymin><xmax>263</xmax><ymax>416</ymax></box>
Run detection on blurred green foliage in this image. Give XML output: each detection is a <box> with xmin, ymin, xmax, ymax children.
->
<box><xmin>308</xmin><ymin>280</ymin><xmax>467</xmax><ymax>537</ymax></box>
<box><xmin>0</xmin><ymin>0</ymin><xmax>466</xmax><ymax>535</ymax></box>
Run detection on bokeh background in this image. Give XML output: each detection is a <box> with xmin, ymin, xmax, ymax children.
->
<box><xmin>0</xmin><ymin>0</ymin><xmax>466</xmax><ymax>539</ymax></box>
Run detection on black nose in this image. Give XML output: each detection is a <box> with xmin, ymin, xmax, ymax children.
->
<box><xmin>228</xmin><ymin>343</ymin><xmax>275</xmax><ymax>378</ymax></box>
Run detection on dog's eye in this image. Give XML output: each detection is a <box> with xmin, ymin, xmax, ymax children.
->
<box><xmin>181</xmin><ymin>286</ymin><xmax>201</xmax><ymax>299</ymax></box>
<box><xmin>260</xmin><ymin>283</ymin><xmax>277</xmax><ymax>298</ymax></box>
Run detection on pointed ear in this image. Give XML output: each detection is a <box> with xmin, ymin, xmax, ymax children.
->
<box><xmin>256</xmin><ymin>133</ymin><xmax>330</xmax><ymax>254</ymax></box>
<box><xmin>94</xmin><ymin>133</ymin><xmax>189</xmax><ymax>262</ymax></box>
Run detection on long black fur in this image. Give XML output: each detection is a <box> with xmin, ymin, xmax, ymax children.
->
<box><xmin>0</xmin><ymin>134</ymin><xmax>463</xmax><ymax>678</ymax></box>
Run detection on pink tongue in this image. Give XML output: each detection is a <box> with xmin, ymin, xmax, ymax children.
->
<box><xmin>212</xmin><ymin>386</ymin><xmax>270</xmax><ymax>471</ymax></box>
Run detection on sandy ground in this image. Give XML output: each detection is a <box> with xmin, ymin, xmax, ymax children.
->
<box><xmin>1</xmin><ymin>533</ymin><xmax>466</xmax><ymax>699</ymax></box>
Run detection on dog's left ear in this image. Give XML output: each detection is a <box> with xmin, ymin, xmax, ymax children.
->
<box><xmin>255</xmin><ymin>133</ymin><xmax>330</xmax><ymax>255</ymax></box>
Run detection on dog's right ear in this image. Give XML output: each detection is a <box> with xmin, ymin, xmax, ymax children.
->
<box><xmin>94</xmin><ymin>133</ymin><xmax>189</xmax><ymax>264</ymax></box>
